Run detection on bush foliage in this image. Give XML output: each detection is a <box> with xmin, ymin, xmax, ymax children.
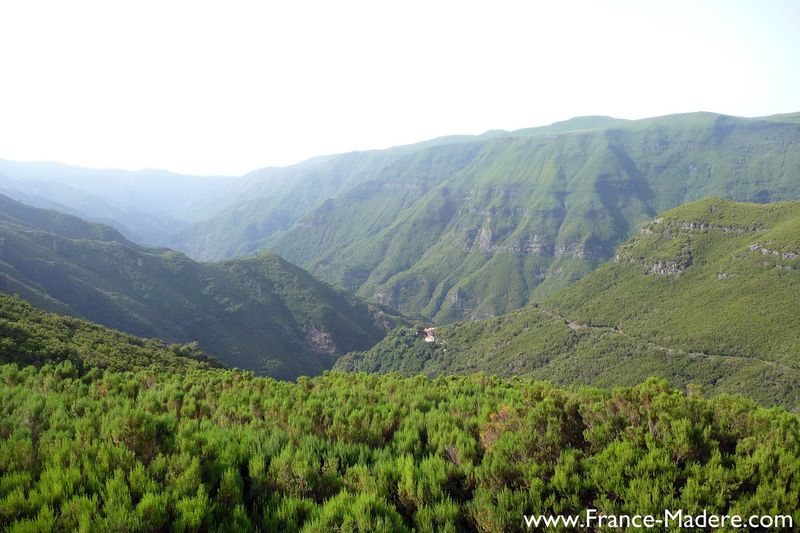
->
<box><xmin>1</xmin><ymin>363</ymin><xmax>798</xmax><ymax>531</ymax></box>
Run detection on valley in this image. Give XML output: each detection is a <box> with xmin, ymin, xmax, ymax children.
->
<box><xmin>2</xmin><ymin>112</ymin><xmax>800</xmax><ymax>530</ymax></box>
<box><xmin>3</xmin><ymin>2</ymin><xmax>799</xmax><ymax>528</ymax></box>
<box><xmin>166</xmin><ymin>112</ymin><xmax>800</xmax><ymax>322</ymax></box>
<box><xmin>0</xmin><ymin>194</ymin><xmax>404</xmax><ymax>379</ymax></box>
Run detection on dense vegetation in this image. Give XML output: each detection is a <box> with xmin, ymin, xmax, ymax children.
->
<box><xmin>0</xmin><ymin>195</ymin><xmax>404</xmax><ymax>379</ymax></box>
<box><xmin>1</xmin><ymin>361</ymin><xmax>798</xmax><ymax>532</ymax></box>
<box><xmin>170</xmin><ymin>112</ymin><xmax>800</xmax><ymax>322</ymax></box>
<box><xmin>0</xmin><ymin>294</ymin><xmax>221</xmax><ymax>373</ymax></box>
<box><xmin>338</xmin><ymin>199</ymin><xmax>800</xmax><ymax>409</ymax></box>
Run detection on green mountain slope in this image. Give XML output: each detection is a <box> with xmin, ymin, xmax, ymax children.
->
<box><xmin>169</xmin><ymin>112</ymin><xmax>800</xmax><ymax>322</ymax></box>
<box><xmin>0</xmin><ymin>294</ymin><xmax>221</xmax><ymax>372</ymax></box>
<box><xmin>167</xmin><ymin>132</ymin><xmax>506</xmax><ymax>260</ymax></box>
<box><xmin>336</xmin><ymin>199</ymin><xmax>800</xmax><ymax>409</ymax></box>
<box><xmin>547</xmin><ymin>197</ymin><xmax>800</xmax><ymax>361</ymax></box>
<box><xmin>0</xmin><ymin>195</ymin><xmax>403</xmax><ymax>378</ymax></box>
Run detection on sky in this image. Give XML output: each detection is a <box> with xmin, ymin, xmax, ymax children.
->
<box><xmin>1</xmin><ymin>0</ymin><xmax>799</xmax><ymax>176</ymax></box>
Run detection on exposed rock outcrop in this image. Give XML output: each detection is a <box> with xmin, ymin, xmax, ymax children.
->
<box><xmin>647</xmin><ymin>259</ymin><xmax>691</xmax><ymax>275</ymax></box>
<box><xmin>748</xmin><ymin>243</ymin><xmax>798</xmax><ymax>260</ymax></box>
<box><xmin>305</xmin><ymin>327</ymin><xmax>337</xmax><ymax>355</ymax></box>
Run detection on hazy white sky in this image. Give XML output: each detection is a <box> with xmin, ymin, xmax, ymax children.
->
<box><xmin>1</xmin><ymin>0</ymin><xmax>799</xmax><ymax>175</ymax></box>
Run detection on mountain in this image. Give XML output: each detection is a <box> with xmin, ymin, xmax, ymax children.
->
<box><xmin>166</xmin><ymin>131</ymin><xmax>507</xmax><ymax>260</ymax></box>
<box><xmin>547</xmin><ymin>197</ymin><xmax>800</xmax><ymax>360</ymax></box>
<box><xmin>0</xmin><ymin>195</ymin><xmax>403</xmax><ymax>378</ymax></box>
<box><xmin>167</xmin><ymin>112</ymin><xmax>800</xmax><ymax>322</ymax></box>
<box><xmin>336</xmin><ymin>198</ymin><xmax>800</xmax><ymax>409</ymax></box>
<box><xmin>1</xmin><ymin>202</ymin><xmax>796</xmax><ymax>528</ymax></box>
<box><xmin>0</xmin><ymin>159</ymin><xmax>234</xmax><ymax>244</ymax></box>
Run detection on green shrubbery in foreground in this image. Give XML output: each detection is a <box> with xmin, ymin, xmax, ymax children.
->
<box><xmin>1</xmin><ymin>285</ymin><xmax>798</xmax><ymax>530</ymax></box>
<box><xmin>1</xmin><ymin>364</ymin><xmax>798</xmax><ymax>532</ymax></box>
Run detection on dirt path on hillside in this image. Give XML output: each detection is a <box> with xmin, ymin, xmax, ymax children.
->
<box><xmin>532</xmin><ymin>304</ymin><xmax>797</xmax><ymax>373</ymax></box>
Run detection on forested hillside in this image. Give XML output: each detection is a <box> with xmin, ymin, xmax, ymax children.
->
<box><xmin>0</xmin><ymin>196</ymin><xmax>403</xmax><ymax>378</ymax></box>
<box><xmin>337</xmin><ymin>199</ymin><xmax>800</xmax><ymax>409</ymax></box>
<box><xmin>168</xmin><ymin>112</ymin><xmax>800</xmax><ymax>322</ymax></box>
<box><xmin>547</xmin><ymin>197</ymin><xmax>800</xmax><ymax>361</ymax></box>
<box><xmin>0</xmin><ymin>294</ymin><xmax>221</xmax><ymax>372</ymax></box>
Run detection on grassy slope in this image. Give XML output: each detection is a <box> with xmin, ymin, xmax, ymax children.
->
<box><xmin>337</xmin><ymin>199</ymin><xmax>800</xmax><ymax>409</ymax></box>
<box><xmin>167</xmin><ymin>132</ymin><xmax>506</xmax><ymax>260</ymax></box>
<box><xmin>173</xmin><ymin>112</ymin><xmax>800</xmax><ymax>322</ymax></box>
<box><xmin>547</xmin><ymin>197</ymin><xmax>800</xmax><ymax>361</ymax></box>
<box><xmin>0</xmin><ymin>195</ymin><xmax>404</xmax><ymax>379</ymax></box>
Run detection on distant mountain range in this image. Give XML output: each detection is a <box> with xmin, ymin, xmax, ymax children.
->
<box><xmin>162</xmin><ymin>112</ymin><xmax>800</xmax><ymax>322</ymax></box>
<box><xmin>0</xmin><ymin>195</ymin><xmax>404</xmax><ymax>378</ymax></box>
<box><xmin>0</xmin><ymin>159</ymin><xmax>233</xmax><ymax>244</ymax></box>
<box><xmin>337</xmin><ymin>198</ymin><xmax>800</xmax><ymax>409</ymax></box>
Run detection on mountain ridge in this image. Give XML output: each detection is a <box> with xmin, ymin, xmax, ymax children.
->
<box><xmin>166</xmin><ymin>111</ymin><xmax>800</xmax><ymax>322</ymax></box>
<box><xmin>0</xmin><ymin>293</ymin><xmax>223</xmax><ymax>372</ymax></box>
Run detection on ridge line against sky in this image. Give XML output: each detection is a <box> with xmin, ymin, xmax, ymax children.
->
<box><xmin>1</xmin><ymin>0</ymin><xmax>799</xmax><ymax>176</ymax></box>
<box><xmin>1</xmin><ymin>109</ymin><xmax>797</xmax><ymax>179</ymax></box>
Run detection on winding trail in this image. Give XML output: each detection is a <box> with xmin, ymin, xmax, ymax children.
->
<box><xmin>531</xmin><ymin>304</ymin><xmax>798</xmax><ymax>374</ymax></box>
